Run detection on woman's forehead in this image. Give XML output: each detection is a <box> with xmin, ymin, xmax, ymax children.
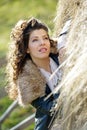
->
<box><xmin>30</xmin><ymin>29</ymin><xmax>48</xmax><ymax>38</ymax></box>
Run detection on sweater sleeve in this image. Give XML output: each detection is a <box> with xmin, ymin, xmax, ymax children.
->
<box><xmin>57</xmin><ymin>19</ymin><xmax>71</xmax><ymax>50</ymax></box>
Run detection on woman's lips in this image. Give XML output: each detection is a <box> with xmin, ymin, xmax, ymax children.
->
<box><xmin>39</xmin><ymin>48</ymin><xmax>47</xmax><ymax>53</ymax></box>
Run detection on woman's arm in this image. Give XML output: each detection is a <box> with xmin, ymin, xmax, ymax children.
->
<box><xmin>31</xmin><ymin>94</ymin><xmax>58</xmax><ymax>116</ymax></box>
<box><xmin>57</xmin><ymin>20</ymin><xmax>71</xmax><ymax>64</ymax></box>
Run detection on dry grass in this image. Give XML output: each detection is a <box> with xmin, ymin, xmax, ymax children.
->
<box><xmin>52</xmin><ymin>0</ymin><xmax>87</xmax><ymax>130</ymax></box>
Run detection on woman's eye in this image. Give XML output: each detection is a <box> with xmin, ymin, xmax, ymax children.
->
<box><xmin>44</xmin><ymin>37</ymin><xmax>49</xmax><ymax>40</ymax></box>
<box><xmin>32</xmin><ymin>39</ymin><xmax>38</xmax><ymax>42</ymax></box>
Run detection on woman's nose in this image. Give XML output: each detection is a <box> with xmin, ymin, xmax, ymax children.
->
<box><xmin>40</xmin><ymin>39</ymin><xmax>45</xmax><ymax>45</ymax></box>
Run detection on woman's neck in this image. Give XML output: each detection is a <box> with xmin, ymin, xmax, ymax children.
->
<box><xmin>32</xmin><ymin>57</ymin><xmax>52</xmax><ymax>73</ymax></box>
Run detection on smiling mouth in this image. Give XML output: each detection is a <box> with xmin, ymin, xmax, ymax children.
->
<box><xmin>39</xmin><ymin>48</ymin><xmax>47</xmax><ymax>53</ymax></box>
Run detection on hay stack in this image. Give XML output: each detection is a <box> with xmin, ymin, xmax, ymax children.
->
<box><xmin>52</xmin><ymin>0</ymin><xmax>87</xmax><ymax>130</ymax></box>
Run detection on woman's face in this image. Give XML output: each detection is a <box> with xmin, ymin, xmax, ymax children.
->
<box><xmin>27</xmin><ymin>29</ymin><xmax>50</xmax><ymax>61</ymax></box>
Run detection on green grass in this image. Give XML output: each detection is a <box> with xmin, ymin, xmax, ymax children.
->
<box><xmin>0</xmin><ymin>0</ymin><xmax>58</xmax><ymax>129</ymax></box>
<box><xmin>0</xmin><ymin>97</ymin><xmax>35</xmax><ymax>130</ymax></box>
<box><xmin>0</xmin><ymin>67</ymin><xmax>7</xmax><ymax>87</ymax></box>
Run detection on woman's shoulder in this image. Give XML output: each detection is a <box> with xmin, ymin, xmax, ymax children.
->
<box><xmin>17</xmin><ymin>60</ymin><xmax>46</xmax><ymax>106</ymax></box>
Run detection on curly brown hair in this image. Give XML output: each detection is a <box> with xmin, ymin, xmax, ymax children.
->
<box><xmin>6</xmin><ymin>17</ymin><xmax>56</xmax><ymax>100</ymax></box>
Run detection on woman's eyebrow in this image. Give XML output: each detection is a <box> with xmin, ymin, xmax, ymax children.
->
<box><xmin>31</xmin><ymin>34</ymin><xmax>48</xmax><ymax>39</ymax></box>
<box><xmin>30</xmin><ymin>36</ymin><xmax>39</xmax><ymax>40</ymax></box>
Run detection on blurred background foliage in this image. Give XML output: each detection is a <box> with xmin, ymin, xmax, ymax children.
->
<box><xmin>0</xmin><ymin>0</ymin><xmax>58</xmax><ymax>129</ymax></box>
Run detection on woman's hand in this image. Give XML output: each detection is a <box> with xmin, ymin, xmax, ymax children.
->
<box><xmin>58</xmin><ymin>47</ymin><xmax>66</xmax><ymax>64</ymax></box>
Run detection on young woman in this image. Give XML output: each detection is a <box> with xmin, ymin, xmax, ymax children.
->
<box><xmin>6</xmin><ymin>17</ymin><xmax>62</xmax><ymax>130</ymax></box>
